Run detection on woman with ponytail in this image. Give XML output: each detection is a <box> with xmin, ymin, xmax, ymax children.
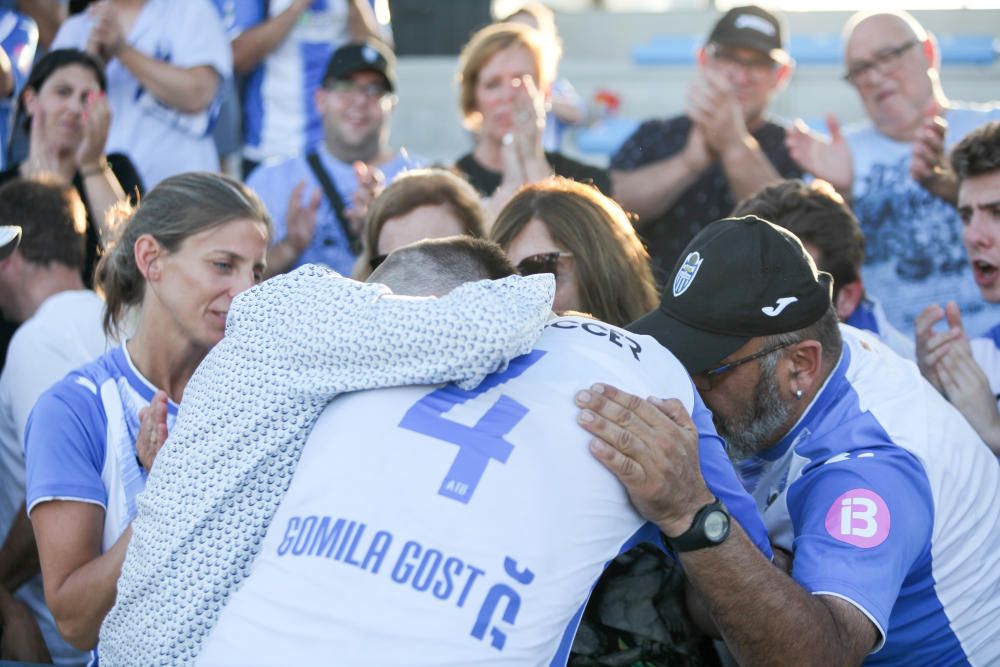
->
<box><xmin>22</xmin><ymin>171</ymin><xmax>271</xmax><ymax>653</ymax></box>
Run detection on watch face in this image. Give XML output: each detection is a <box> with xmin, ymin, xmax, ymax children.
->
<box><xmin>704</xmin><ymin>510</ymin><xmax>730</xmax><ymax>542</ymax></box>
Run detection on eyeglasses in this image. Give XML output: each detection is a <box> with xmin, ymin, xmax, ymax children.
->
<box><xmin>326</xmin><ymin>79</ymin><xmax>391</xmax><ymax>101</ymax></box>
<box><xmin>516</xmin><ymin>251</ymin><xmax>573</xmax><ymax>277</ymax></box>
<box><xmin>707</xmin><ymin>46</ymin><xmax>779</xmax><ymax>81</ymax></box>
<box><xmin>843</xmin><ymin>40</ymin><xmax>917</xmax><ymax>85</ymax></box>
<box><xmin>701</xmin><ymin>340</ymin><xmax>795</xmax><ymax>380</ymax></box>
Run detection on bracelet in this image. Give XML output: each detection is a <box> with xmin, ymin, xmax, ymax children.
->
<box><xmin>80</xmin><ymin>158</ymin><xmax>110</xmax><ymax>179</ymax></box>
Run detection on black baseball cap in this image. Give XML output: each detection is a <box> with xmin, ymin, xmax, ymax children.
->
<box><xmin>707</xmin><ymin>5</ymin><xmax>789</xmax><ymax>65</ymax></box>
<box><xmin>0</xmin><ymin>226</ymin><xmax>20</xmax><ymax>261</ymax></box>
<box><xmin>628</xmin><ymin>216</ymin><xmax>833</xmax><ymax>375</ymax></box>
<box><xmin>322</xmin><ymin>40</ymin><xmax>396</xmax><ymax>92</ymax></box>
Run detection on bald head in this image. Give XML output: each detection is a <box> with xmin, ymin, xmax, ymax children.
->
<box><xmin>367</xmin><ymin>236</ymin><xmax>516</xmax><ymax>297</ymax></box>
<box><xmin>843</xmin><ymin>11</ymin><xmax>943</xmax><ymax>142</ymax></box>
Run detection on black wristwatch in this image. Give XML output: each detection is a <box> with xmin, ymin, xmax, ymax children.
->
<box><xmin>665</xmin><ymin>497</ymin><xmax>731</xmax><ymax>553</ymax></box>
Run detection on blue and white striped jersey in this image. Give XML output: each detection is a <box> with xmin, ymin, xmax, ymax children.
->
<box><xmin>25</xmin><ymin>344</ymin><xmax>179</xmax><ymax>551</ymax></box>
<box><xmin>738</xmin><ymin>325</ymin><xmax>1000</xmax><ymax>665</ymax></box>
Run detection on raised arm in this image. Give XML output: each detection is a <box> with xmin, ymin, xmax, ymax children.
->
<box><xmin>89</xmin><ymin>3</ymin><xmax>220</xmax><ymax>113</ymax></box>
<box><xmin>230</xmin><ymin>0</ymin><xmax>312</xmax><ymax>75</ymax></box>
<box><xmin>611</xmin><ymin>123</ymin><xmax>712</xmax><ymax>227</ymax></box>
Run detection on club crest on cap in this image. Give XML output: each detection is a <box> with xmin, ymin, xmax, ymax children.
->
<box><xmin>734</xmin><ymin>13</ymin><xmax>776</xmax><ymax>36</ymax></box>
<box><xmin>673</xmin><ymin>251</ymin><xmax>704</xmax><ymax>297</ymax></box>
<box><xmin>362</xmin><ymin>45</ymin><xmax>379</xmax><ymax>63</ymax></box>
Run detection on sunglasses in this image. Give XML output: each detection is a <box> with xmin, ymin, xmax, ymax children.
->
<box><xmin>516</xmin><ymin>251</ymin><xmax>573</xmax><ymax>277</ymax></box>
<box><xmin>370</xmin><ymin>253</ymin><xmax>389</xmax><ymax>271</ymax></box>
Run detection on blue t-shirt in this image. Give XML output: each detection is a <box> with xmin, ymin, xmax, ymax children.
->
<box><xmin>247</xmin><ymin>145</ymin><xmax>423</xmax><ymax>274</ymax></box>
<box><xmin>25</xmin><ymin>345</ymin><xmax>179</xmax><ymax>552</ymax></box>
<box><xmin>738</xmin><ymin>324</ymin><xmax>1000</xmax><ymax>664</ymax></box>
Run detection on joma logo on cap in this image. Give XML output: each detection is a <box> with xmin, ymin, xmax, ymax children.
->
<box><xmin>673</xmin><ymin>251</ymin><xmax>704</xmax><ymax>297</ymax></box>
<box><xmin>761</xmin><ymin>297</ymin><xmax>797</xmax><ymax>317</ymax></box>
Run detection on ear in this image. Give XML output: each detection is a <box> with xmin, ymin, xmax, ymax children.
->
<box><xmin>774</xmin><ymin>60</ymin><xmax>794</xmax><ymax>89</ymax></box>
<box><xmin>922</xmin><ymin>33</ymin><xmax>940</xmax><ymax>70</ymax></box>
<box><xmin>696</xmin><ymin>46</ymin><xmax>709</xmax><ymax>69</ymax></box>
<box><xmin>22</xmin><ymin>88</ymin><xmax>38</xmax><ymax>116</ymax></box>
<box><xmin>134</xmin><ymin>234</ymin><xmax>162</xmax><ymax>282</ymax></box>
<box><xmin>834</xmin><ymin>279</ymin><xmax>864</xmax><ymax>320</ymax></box>
<box><xmin>784</xmin><ymin>339</ymin><xmax>824</xmax><ymax>397</ymax></box>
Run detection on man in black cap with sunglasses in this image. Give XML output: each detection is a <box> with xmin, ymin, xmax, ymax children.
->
<box><xmin>576</xmin><ymin>215</ymin><xmax>1000</xmax><ymax>665</ymax></box>
<box><xmin>610</xmin><ymin>5</ymin><xmax>800</xmax><ymax>279</ymax></box>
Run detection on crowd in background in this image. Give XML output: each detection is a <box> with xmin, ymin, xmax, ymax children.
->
<box><xmin>0</xmin><ymin>0</ymin><xmax>998</xmax><ymax>665</ymax></box>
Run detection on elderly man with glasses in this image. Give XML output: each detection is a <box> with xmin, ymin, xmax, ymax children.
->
<box><xmin>610</xmin><ymin>5</ymin><xmax>801</xmax><ymax>280</ymax></box>
<box><xmin>786</xmin><ymin>11</ymin><xmax>1000</xmax><ymax>340</ymax></box>
<box><xmin>576</xmin><ymin>214</ymin><xmax>1000</xmax><ymax>666</ymax></box>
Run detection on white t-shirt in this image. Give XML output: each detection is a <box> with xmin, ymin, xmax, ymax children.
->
<box><xmin>0</xmin><ymin>290</ymin><xmax>108</xmax><ymax>666</ymax></box>
<box><xmin>52</xmin><ymin>0</ymin><xmax>232</xmax><ymax>187</ymax></box>
<box><xmin>198</xmin><ymin>317</ymin><xmax>770</xmax><ymax>665</ymax></box>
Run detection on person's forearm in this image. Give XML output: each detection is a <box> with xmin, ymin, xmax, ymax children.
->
<box><xmin>0</xmin><ymin>503</ymin><xmax>39</xmax><ymax>592</ymax></box>
<box><xmin>347</xmin><ymin>0</ymin><xmax>383</xmax><ymax>43</ymax></box>
<box><xmin>81</xmin><ymin>162</ymin><xmax>127</xmax><ymax>244</ymax></box>
<box><xmin>46</xmin><ymin>526</ymin><xmax>130</xmax><ymax>650</ymax></box>
<box><xmin>231</xmin><ymin>4</ymin><xmax>306</xmax><ymax>74</ymax></box>
<box><xmin>675</xmin><ymin>524</ymin><xmax>870</xmax><ymax>666</ymax></box>
<box><xmin>719</xmin><ymin>135</ymin><xmax>782</xmax><ymax>202</ymax></box>
<box><xmin>611</xmin><ymin>154</ymin><xmax>705</xmax><ymax>228</ymax></box>
<box><xmin>116</xmin><ymin>45</ymin><xmax>219</xmax><ymax>114</ymax></box>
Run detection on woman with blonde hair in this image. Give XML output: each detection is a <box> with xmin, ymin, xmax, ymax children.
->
<box><xmin>453</xmin><ymin>23</ymin><xmax>608</xmax><ymax>220</ymax></box>
<box><xmin>24</xmin><ymin>172</ymin><xmax>271</xmax><ymax>654</ymax></box>
<box><xmin>491</xmin><ymin>176</ymin><xmax>656</xmax><ymax>327</ymax></box>
<box><xmin>354</xmin><ymin>168</ymin><xmax>486</xmax><ymax>279</ymax></box>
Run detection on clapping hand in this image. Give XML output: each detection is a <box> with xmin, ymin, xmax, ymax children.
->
<box><xmin>76</xmin><ymin>90</ymin><xmax>111</xmax><ymax>173</ymax></box>
<box><xmin>136</xmin><ymin>390</ymin><xmax>168</xmax><ymax>473</ymax></box>
<box><xmin>785</xmin><ymin>114</ymin><xmax>853</xmax><ymax>195</ymax></box>
<box><xmin>910</xmin><ymin>101</ymin><xmax>958</xmax><ymax>204</ymax></box>
<box><xmin>284</xmin><ymin>180</ymin><xmax>321</xmax><ymax>255</ymax></box>
<box><xmin>686</xmin><ymin>69</ymin><xmax>747</xmax><ymax>158</ymax></box>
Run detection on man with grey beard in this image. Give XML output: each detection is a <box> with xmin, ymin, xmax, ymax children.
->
<box><xmin>573</xmin><ymin>215</ymin><xmax>1000</xmax><ymax>665</ymax></box>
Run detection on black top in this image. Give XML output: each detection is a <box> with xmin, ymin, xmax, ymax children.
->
<box><xmin>611</xmin><ymin>115</ymin><xmax>802</xmax><ymax>280</ymax></box>
<box><xmin>0</xmin><ymin>152</ymin><xmax>143</xmax><ymax>371</ymax></box>
<box><xmin>454</xmin><ymin>151</ymin><xmax>612</xmax><ymax>199</ymax></box>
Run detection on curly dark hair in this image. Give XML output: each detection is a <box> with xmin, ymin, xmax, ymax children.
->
<box><xmin>950</xmin><ymin>121</ymin><xmax>1000</xmax><ymax>181</ymax></box>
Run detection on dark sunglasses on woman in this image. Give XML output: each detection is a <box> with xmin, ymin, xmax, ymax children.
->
<box><xmin>516</xmin><ymin>251</ymin><xmax>573</xmax><ymax>277</ymax></box>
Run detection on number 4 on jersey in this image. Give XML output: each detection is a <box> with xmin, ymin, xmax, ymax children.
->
<box><xmin>399</xmin><ymin>350</ymin><xmax>546</xmax><ymax>504</ymax></box>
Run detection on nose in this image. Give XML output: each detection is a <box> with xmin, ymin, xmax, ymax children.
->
<box><xmin>229</xmin><ymin>270</ymin><xmax>257</xmax><ymax>298</ymax></box>
<box><xmin>964</xmin><ymin>212</ymin><xmax>993</xmax><ymax>249</ymax></box>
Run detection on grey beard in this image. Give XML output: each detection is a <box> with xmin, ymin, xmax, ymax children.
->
<box><xmin>715</xmin><ymin>355</ymin><xmax>792</xmax><ymax>461</ymax></box>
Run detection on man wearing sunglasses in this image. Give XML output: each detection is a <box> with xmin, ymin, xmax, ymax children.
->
<box><xmin>577</xmin><ymin>214</ymin><xmax>1000</xmax><ymax>665</ymax></box>
<box><xmin>611</xmin><ymin>5</ymin><xmax>801</xmax><ymax>279</ymax></box>
<box><xmin>786</xmin><ymin>11</ymin><xmax>1000</xmax><ymax>341</ymax></box>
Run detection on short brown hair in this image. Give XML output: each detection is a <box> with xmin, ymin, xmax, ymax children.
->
<box><xmin>457</xmin><ymin>23</ymin><xmax>561</xmax><ymax>131</ymax></box>
<box><xmin>95</xmin><ymin>172</ymin><xmax>272</xmax><ymax>337</ymax></box>
<box><xmin>951</xmin><ymin>121</ymin><xmax>1000</xmax><ymax>181</ymax></box>
<box><xmin>733</xmin><ymin>180</ymin><xmax>865</xmax><ymax>297</ymax></box>
<box><xmin>0</xmin><ymin>177</ymin><xmax>86</xmax><ymax>270</ymax></box>
<box><xmin>354</xmin><ymin>169</ymin><xmax>485</xmax><ymax>279</ymax></box>
<box><xmin>491</xmin><ymin>177</ymin><xmax>658</xmax><ymax>327</ymax></box>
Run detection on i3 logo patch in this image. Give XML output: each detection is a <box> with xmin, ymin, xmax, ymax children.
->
<box><xmin>824</xmin><ymin>489</ymin><xmax>890</xmax><ymax>548</ymax></box>
<box><xmin>673</xmin><ymin>252</ymin><xmax>704</xmax><ymax>297</ymax></box>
